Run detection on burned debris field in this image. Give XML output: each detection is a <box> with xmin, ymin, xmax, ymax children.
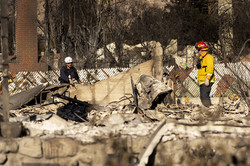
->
<box><xmin>0</xmin><ymin>71</ymin><xmax>249</xmax><ymax>166</ymax></box>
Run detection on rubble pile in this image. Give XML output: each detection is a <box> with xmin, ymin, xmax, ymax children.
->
<box><xmin>0</xmin><ymin>75</ymin><xmax>249</xmax><ymax>166</ymax></box>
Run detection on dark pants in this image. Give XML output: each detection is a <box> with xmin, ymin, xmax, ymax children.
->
<box><xmin>200</xmin><ymin>83</ymin><xmax>213</xmax><ymax>107</ymax></box>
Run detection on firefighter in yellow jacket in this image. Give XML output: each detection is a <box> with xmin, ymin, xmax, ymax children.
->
<box><xmin>195</xmin><ymin>41</ymin><xmax>215</xmax><ymax>107</ymax></box>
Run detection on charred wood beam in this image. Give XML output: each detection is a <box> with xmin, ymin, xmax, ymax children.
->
<box><xmin>52</xmin><ymin>93</ymin><xmax>89</xmax><ymax>107</ymax></box>
<box><xmin>130</xmin><ymin>75</ymin><xmax>138</xmax><ymax>109</ymax></box>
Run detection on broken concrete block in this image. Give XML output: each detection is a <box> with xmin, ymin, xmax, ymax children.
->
<box><xmin>0</xmin><ymin>142</ymin><xmax>6</xmax><ymax>153</ymax></box>
<box><xmin>40</xmin><ymin>114</ymin><xmax>69</xmax><ymax>131</ymax></box>
<box><xmin>18</xmin><ymin>137</ymin><xmax>42</xmax><ymax>158</ymax></box>
<box><xmin>22</xmin><ymin>115</ymin><xmax>68</xmax><ymax>136</ymax></box>
<box><xmin>4</xmin><ymin>140</ymin><xmax>19</xmax><ymax>153</ymax></box>
<box><xmin>43</xmin><ymin>138</ymin><xmax>79</xmax><ymax>159</ymax></box>
<box><xmin>0</xmin><ymin>122</ymin><xmax>22</xmax><ymax>138</ymax></box>
<box><xmin>126</xmin><ymin>136</ymin><xmax>149</xmax><ymax>154</ymax></box>
<box><xmin>0</xmin><ymin>153</ymin><xmax>7</xmax><ymax>164</ymax></box>
<box><xmin>76</xmin><ymin>144</ymin><xmax>106</xmax><ymax>166</ymax></box>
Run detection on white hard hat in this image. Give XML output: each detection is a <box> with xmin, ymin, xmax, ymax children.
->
<box><xmin>65</xmin><ymin>57</ymin><xmax>73</xmax><ymax>63</ymax></box>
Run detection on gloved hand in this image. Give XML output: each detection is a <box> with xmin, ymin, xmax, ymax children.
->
<box><xmin>69</xmin><ymin>78</ymin><xmax>74</xmax><ymax>84</ymax></box>
<box><xmin>196</xmin><ymin>62</ymin><xmax>201</xmax><ymax>69</ymax></box>
<box><xmin>196</xmin><ymin>59</ymin><xmax>201</xmax><ymax>69</ymax></box>
<box><xmin>205</xmin><ymin>78</ymin><xmax>209</xmax><ymax>86</ymax></box>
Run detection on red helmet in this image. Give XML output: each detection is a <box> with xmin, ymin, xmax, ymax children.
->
<box><xmin>195</xmin><ymin>41</ymin><xmax>208</xmax><ymax>51</ymax></box>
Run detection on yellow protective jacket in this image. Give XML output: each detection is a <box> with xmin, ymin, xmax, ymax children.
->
<box><xmin>198</xmin><ymin>52</ymin><xmax>215</xmax><ymax>85</ymax></box>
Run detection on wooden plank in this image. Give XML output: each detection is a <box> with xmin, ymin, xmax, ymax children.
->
<box><xmin>137</xmin><ymin>119</ymin><xmax>167</xmax><ymax>166</ymax></box>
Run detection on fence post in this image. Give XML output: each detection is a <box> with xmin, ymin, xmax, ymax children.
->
<box><xmin>1</xmin><ymin>0</ymin><xmax>9</xmax><ymax>122</ymax></box>
<box><xmin>152</xmin><ymin>41</ymin><xmax>163</xmax><ymax>81</ymax></box>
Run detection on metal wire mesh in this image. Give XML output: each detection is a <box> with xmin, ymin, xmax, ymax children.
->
<box><xmin>4</xmin><ymin>68</ymin><xmax>129</xmax><ymax>95</ymax></box>
<box><xmin>165</xmin><ymin>61</ymin><xmax>250</xmax><ymax>98</ymax></box>
<box><xmin>1</xmin><ymin>62</ymin><xmax>250</xmax><ymax>98</ymax></box>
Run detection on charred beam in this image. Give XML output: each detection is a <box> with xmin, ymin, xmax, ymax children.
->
<box><xmin>52</xmin><ymin>93</ymin><xmax>89</xmax><ymax>107</ymax></box>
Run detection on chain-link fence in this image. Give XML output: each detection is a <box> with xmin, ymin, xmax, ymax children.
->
<box><xmin>166</xmin><ymin>61</ymin><xmax>250</xmax><ymax>100</ymax></box>
<box><xmin>1</xmin><ymin>62</ymin><xmax>250</xmax><ymax>99</ymax></box>
<box><xmin>2</xmin><ymin>68</ymin><xmax>129</xmax><ymax>95</ymax></box>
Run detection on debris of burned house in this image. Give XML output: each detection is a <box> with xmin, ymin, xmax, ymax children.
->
<box><xmin>3</xmin><ymin>75</ymin><xmax>250</xmax><ymax>166</ymax></box>
<box><xmin>0</xmin><ymin>83</ymin><xmax>73</xmax><ymax>114</ymax></box>
<box><xmin>56</xmin><ymin>102</ymin><xmax>88</xmax><ymax>122</ymax></box>
<box><xmin>1</xmin><ymin>54</ymin><xmax>249</xmax><ymax>165</ymax></box>
<box><xmin>52</xmin><ymin>93</ymin><xmax>89</xmax><ymax>107</ymax></box>
<box><xmin>135</xmin><ymin>74</ymin><xmax>173</xmax><ymax>110</ymax></box>
<box><xmin>51</xmin><ymin>87</ymin><xmax>90</xmax><ymax>122</ymax></box>
<box><xmin>0</xmin><ymin>83</ymin><xmax>48</xmax><ymax>111</ymax></box>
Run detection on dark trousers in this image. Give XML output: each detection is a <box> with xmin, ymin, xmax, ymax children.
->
<box><xmin>200</xmin><ymin>83</ymin><xmax>213</xmax><ymax>107</ymax></box>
